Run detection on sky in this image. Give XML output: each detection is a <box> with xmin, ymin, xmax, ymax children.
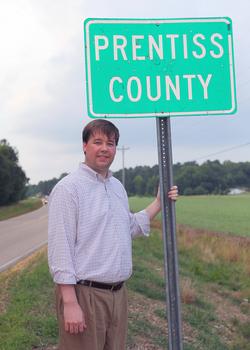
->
<box><xmin>0</xmin><ymin>0</ymin><xmax>249</xmax><ymax>184</ymax></box>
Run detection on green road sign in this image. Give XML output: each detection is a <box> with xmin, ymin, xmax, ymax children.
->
<box><xmin>84</xmin><ymin>18</ymin><xmax>237</xmax><ymax>118</ymax></box>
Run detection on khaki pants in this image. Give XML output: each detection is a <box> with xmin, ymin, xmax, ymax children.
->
<box><xmin>56</xmin><ymin>284</ymin><xmax>128</xmax><ymax>350</ymax></box>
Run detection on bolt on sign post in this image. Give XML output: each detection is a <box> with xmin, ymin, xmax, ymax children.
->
<box><xmin>84</xmin><ymin>18</ymin><xmax>237</xmax><ymax>349</ymax></box>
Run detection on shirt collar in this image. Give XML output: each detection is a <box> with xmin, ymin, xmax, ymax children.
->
<box><xmin>79</xmin><ymin>163</ymin><xmax>112</xmax><ymax>182</ymax></box>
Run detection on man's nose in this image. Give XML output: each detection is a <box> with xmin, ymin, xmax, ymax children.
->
<box><xmin>100</xmin><ymin>142</ymin><xmax>108</xmax><ymax>151</ymax></box>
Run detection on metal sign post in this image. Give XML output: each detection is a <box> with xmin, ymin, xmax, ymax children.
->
<box><xmin>156</xmin><ymin>117</ymin><xmax>183</xmax><ymax>350</ymax></box>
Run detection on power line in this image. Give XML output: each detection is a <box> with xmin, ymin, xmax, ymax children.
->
<box><xmin>195</xmin><ymin>142</ymin><xmax>250</xmax><ymax>161</ymax></box>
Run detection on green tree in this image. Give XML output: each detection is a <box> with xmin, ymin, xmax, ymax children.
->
<box><xmin>133</xmin><ymin>175</ymin><xmax>144</xmax><ymax>196</ymax></box>
<box><xmin>0</xmin><ymin>140</ymin><xmax>28</xmax><ymax>205</ymax></box>
<box><xmin>146</xmin><ymin>175</ymin><xmax>158</xmax><ymax>196</ymax></box>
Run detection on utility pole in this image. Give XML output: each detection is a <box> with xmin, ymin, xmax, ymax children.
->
<box><xmin>117</xmin><ymin>146</ymin><xmax>129</xmax><ymax>188</ymax></box>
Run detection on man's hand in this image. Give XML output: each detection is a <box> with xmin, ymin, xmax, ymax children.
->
<box><xmin>156</xmin><ymin>185</ymin><xmax>178</xmax><ymax>204</ymax></box>
<box><xmin>168</xmin><ymin>185</ymin><xmax>178</xmax><ymax>201</ymax></box>
<box><xmin>146</xmin><ymin>185</ymin><xmax>178</xmax><ymax>221</ymax></box>
<box><xmin>59</xmin><ymin>284</ymin><xmax>87</xmax><ymax>334</ymax></box>
<box><xmin>64</xmin><ymin>301</ymin><xmax>87</xmax><ymax>334</ymax></box>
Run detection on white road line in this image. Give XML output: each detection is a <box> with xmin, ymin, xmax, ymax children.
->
<box><xmin>0</xmin><ymin>240</ymin><xmax>48</xmax><ymax>273</ymax></box>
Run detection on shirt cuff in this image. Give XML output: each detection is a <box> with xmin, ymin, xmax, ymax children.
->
<box><xmin>51</xmin><ymin>269</ymin><xmax>77</xmax><ymax>284</ymax></box>
<box><xmin>135</xmin><ymin>209</ymin><xmax>150</xmax><ymax>237</ymax></box>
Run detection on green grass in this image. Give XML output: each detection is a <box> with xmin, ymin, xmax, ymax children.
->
<box><xmin>230</xmin><ymin>319</ymin><xmax>250</xmax><ymax>350</ymax></box>
<box><xmin>128</xmin><ymin>317</ymin><xmax>167</xmax><ymax>348</ymax></box>
<box><xmin>129</xmin><ymin>193</ymin><xmax>250</xmax><ymax>237</ymax></box>
<box><xmin>0</xmin><ymin>197</ymin><xmax>43</xmax><ymax>221</ymax></box>
<box><xmin>127</xmin><ymin>231</ymin><xmax>166</xmax><ymax>301</ymax></box>
<box><xmin>178</xmin><ymin>244</ymin><xmax>250</xmax><ymax>292</ymax></box>
<box><xmin>182</xmin><ymin>301</ymin><xmax>229</xmax><ymax>350</ymax></box>
<box><xmin>0</xmin><ymin>250</ymin><xmax>57</xmax><ymax>350</ymax></box>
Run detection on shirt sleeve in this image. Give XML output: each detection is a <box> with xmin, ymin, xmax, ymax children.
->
<box><xmin>130</xmin><ymin>209</ymin><xmax>150</xmax><ymax>239</ymax></box>
<box><xmin>112</xmin><ymin>178</ymin><xmax>151</xmax><ymax>239</ymax></box>
<box><xmin>48</xmin><ymin>184</ymin><xmax>78</xmax><ymax>284</ymax></box>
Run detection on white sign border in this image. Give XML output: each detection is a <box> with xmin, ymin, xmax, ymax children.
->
<box><xmin>84</xmin><ymin>18</ymin><xmax>236</xmax><ymax>118</ymax></box>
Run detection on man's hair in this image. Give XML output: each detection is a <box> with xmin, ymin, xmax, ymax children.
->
<box><xmin>82</xmin><ymin>119</ymin><xmax>120</xmax><ymax>145</ymax></box>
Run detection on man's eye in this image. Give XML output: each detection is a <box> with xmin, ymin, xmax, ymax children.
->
<box><xmin>108</xmin><ymin>143</ymin><xmax>115</xmax><ymax>146</ymax></box>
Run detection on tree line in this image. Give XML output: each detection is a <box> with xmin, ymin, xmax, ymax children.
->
<box><xmin>115</xmin><ymin>160</ymin><xmax>250</xmax><ymax>196</ymax></box>
<box><xmin>26</xmin><ymin>160</ymin><xmax>250</xmax><ymax>197</ymax></box>
<box><xmin>26</xmin><ymin>173</ymin><xmax>68</xmax><ymax>197</ymax></box>
<box><xmin>1</xmin><ymin>139</ymin><xmax>249</xmax><ymax>206</ymax></box>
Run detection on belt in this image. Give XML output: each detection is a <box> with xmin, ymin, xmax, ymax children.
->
<box><xmin>77</xmin><ymin>280</ymin><xmax>124</xmax><ymax>291</ymax></box>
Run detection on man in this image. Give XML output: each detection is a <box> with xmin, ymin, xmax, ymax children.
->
<box><xmin>48</xmin><ymin>119</ymin><xmax>178</xmax><ymax>350</ymax></box>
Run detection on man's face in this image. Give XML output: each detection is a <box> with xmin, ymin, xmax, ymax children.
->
<box><xmin>83</xmin><ymin>132</ymin><xmax>116</xmax><ymax>177</ymax></box>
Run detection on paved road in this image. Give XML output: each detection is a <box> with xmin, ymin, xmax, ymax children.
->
<box><xmin>0</xmin><ymin>205</ymin><xmax>48</xmax><ymax>272</ymax></box>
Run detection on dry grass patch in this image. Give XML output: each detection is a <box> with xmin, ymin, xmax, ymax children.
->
<box><xmin>206</xmin><ymin>289</ymin><xmax>249</xmax><ymax>345</ymax></box>
<box><xmin>178</xmin><ymin>224</ymin><xmax>250</xmax><ymax>267</ymax></box>
<box><xmin>153</xmin><ymin>220</ymin><xmax>250</xmax><ymax>266</ymax></box>
<box><xmin>127</xmin><ymin>289</ymin><xmax>197</xmax><ymax>350</ymax></box>
<box><xmin>180</xmin><ymin>278</ymin><xmax>197</xmax><ymax>305</ymax></box>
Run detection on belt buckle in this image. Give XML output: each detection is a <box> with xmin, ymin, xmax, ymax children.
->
<box><xmin>110</xmin><ymin>284</ymin><xmax>115</xmax><ymax>291</ymax></box>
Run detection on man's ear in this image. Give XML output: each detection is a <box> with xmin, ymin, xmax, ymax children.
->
<box><xmin>83</xmin><ymin>143</ymin><xmax>86</xmax><ymax>155</ymax></box>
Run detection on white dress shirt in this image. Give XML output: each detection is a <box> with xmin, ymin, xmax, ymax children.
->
<box><xmin>48</xmin><ymin>163</ymin><xmax>150</xmax><ymax>284</ymax></box>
